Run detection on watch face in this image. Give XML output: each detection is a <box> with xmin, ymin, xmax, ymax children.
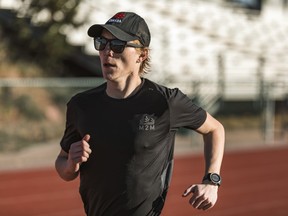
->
<box><xmin>211</xmin><ymin>173</ymin><xmax>221</xmax><ymax>183</ymax></box>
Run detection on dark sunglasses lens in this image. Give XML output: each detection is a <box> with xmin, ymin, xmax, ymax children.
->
<box><xmin>94</xmin><ymin>38</ymin><xmax>127</xmax><ymax>53</ymax></box>
<box><xmin>110</xmin><ymin>40</ymin><xmax>126</xmax><ymax>53</ymax></box>
<box><xmin>94</xmin><ymin>38</ymin><xmax>107</xmax><ymax>51</ymax></box>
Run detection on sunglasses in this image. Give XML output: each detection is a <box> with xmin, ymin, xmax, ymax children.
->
<box><xmin>94</xmin><ymin>37</ymin><xmax>144</xmax><ymax>53</ymax></box>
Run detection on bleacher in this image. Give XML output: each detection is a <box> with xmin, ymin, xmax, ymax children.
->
<box><xmin>1</xmin><ymin>0</ymin><xmax>288</xmax><ymax>112</ymax></box>
<box><xmin>67</xmin><ymin>0</ymin><xmax>288</xmax><ymax>109</ymax></box>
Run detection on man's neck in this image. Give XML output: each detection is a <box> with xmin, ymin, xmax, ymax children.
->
<box><xmin>106</xmin><ymin>76</ymin><xmax>143</xmax><ymax>99</ymax></box>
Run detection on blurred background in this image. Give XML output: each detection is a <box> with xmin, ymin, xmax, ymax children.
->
<box><xmin>0</xmin><ymin>0</ymin><xmax>287</xmax><ymax>167</ymax></box>
<box><xmin>1</xmin><ymin>1</ymin><xmax>288</xmax><ymax>216</ymax></box>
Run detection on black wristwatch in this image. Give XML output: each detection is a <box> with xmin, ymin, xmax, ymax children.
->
<box><xmin>202</xmin><ymin>173</ymin><xmax>222</xmax><ymax>186</ymax></box>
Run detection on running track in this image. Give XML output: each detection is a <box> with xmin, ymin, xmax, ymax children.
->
<box><xmin>0</xmin><ymin>146</ymin><xmax>288</xmax><ymax>216</ymax></box>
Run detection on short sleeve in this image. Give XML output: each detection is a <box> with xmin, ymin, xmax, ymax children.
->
<box><xmin>60</xmin><ymin>99</ymin><xmax>82</xmax><ymax>153</ymax></box>
<box><xmin>169</xmin><ymin>88</ymin><xmax>207</xmax><ymax>130</ymax></box>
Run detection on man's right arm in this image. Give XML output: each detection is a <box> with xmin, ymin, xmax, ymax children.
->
<box><xmin>55</xmin><ymin>134</ymin><xmax>92</xmax><ymax>181</ymax></box>
<box><xmin>55</xmin><ymin>149</ymin><xmax>80</xmax><ymax>181</ymax></box>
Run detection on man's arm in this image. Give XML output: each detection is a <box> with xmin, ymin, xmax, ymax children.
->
<box><xmin>55</xmin><ymin>134</ymin><xmax>92</xmax><ymax>181</ymax></box>
<box><xmin>182</xmin><ymin>112</ymin><xmax>225</xmax><ymax>210</ymax></box>
<box><xmin>200</xmin><ymin>112</ymin><xmax>225</xmax><ymax>176</ymax></box>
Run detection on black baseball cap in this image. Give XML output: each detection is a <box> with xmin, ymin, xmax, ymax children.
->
<box><xmin>87</xmin><ymin>12</ymin><xmax>151</xmax><ymax>47</ymax></box>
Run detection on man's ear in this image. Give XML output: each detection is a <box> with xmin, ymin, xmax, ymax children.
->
<box><xmin>138</xmin><ymin>49</ymin><xmax>148</xmax><ymax>62</ymax></box>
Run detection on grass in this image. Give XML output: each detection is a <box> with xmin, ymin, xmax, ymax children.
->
<box><xmin>0</xmin><ymin>84</ymin><xmax>90</xmax><ymax>151</ymax></box>
<box><xmin>0</xmin><ymin>86</ymin><xmax>67</xmax><ymax>151</ymax></box>
<box><xmin>0</xmin><ymin>53</ymin><xmax>93</xmax><ymax>151</ymax></box>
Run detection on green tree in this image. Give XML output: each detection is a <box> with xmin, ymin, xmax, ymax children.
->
<box><xmin>5</xmin><ymin>0</ymin><xmax>86</xmax><ymax>75</ymax></box>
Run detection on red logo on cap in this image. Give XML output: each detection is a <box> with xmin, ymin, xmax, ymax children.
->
<box><xmin>113</xmin><ymin>12</ymin><xmax>125</xmax><ymax>19</ymax></box>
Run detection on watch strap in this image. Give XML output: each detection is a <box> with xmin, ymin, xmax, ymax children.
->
<box><xmin>202</xmin><ymin>173</ymin><xmax>221</xmax><ymax>186</ymax></box>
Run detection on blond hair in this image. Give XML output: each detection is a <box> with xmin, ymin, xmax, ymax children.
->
<box><xmin>133</xmin><ymin>40</ymin><xmax>151</xmax><ymax>76</ymax></box>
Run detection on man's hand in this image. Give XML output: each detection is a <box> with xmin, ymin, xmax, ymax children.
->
<box><xmin>68</xmin><ymin>134</ymin><xmax>92</xmax><ymax>173</ymax></box>
<box><xmin>182</xmin><ymin>183</ymin><xmax>218</xmax><ymax>211</ymax></box>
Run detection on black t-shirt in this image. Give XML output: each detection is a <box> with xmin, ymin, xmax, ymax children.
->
<box><xmin>60</xmin><ymin>78</ymin><xmax>207</xmax><ymax>216</ymax></box>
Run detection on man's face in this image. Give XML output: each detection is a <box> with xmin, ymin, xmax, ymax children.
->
<box><xmin>98</xmin><ymin>30</ymin><xmax>141</xmax><ymax>82</ymax></box>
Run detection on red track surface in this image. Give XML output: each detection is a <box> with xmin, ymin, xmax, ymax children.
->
<box><xmin>1</xmin><ymin>146</ymin><xmax>288</xmax><ymax>216</ymax></box>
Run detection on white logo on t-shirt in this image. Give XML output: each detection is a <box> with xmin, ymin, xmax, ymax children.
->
<box><xmin>139</xmin><ymin>114</ymin><xmax>155</xmax><ymax>131</ymax></box>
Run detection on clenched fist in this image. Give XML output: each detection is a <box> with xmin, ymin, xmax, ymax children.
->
<box><xmin>68</xmin><ymin>134</ymin><xmax>92</xmax><ymax>172</ymax></box>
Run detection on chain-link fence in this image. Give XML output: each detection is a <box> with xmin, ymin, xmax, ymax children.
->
<box><xmin>0</xmin><ymin>77</ymin><xmax>287</xmax><ymax>153</ymax></box>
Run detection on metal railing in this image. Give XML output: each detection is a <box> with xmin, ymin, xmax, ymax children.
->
<box><xmin>0</xmin><ymin>77</ymin><xmax>105</xmax><ymax>88</ymax></box>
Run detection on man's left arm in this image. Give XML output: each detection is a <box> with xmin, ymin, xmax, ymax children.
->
<box><xmin>182</xmin><ymin>112</ymin><xmax>225</xmax><ymax>211</ymax></box>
